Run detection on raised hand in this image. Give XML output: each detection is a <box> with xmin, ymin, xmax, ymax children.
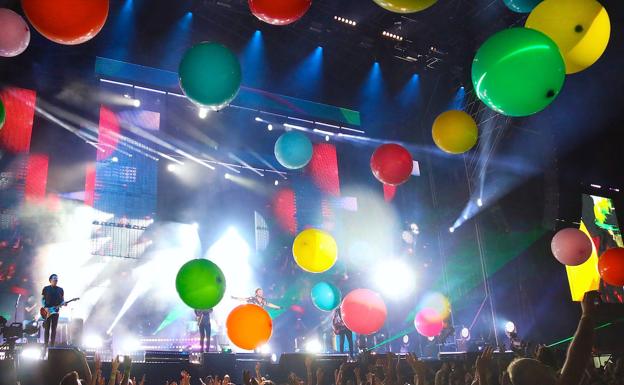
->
<box><xmin>475</xmin><ymin>347</ymin><xmax>494</xmax><ymax>385</ymax></box>
<box><xmin>139</xmin><ymin>374</ymin><xmax>146</xmax><ymax>385</ymax></box>
<box><xmin>316</xmin><ymin>367</ymin><xmax>324</xmax><ymax>385</ymax></box>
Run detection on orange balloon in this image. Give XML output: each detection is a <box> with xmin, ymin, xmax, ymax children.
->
<box><xmin>598</xmin><ymin>247</ymin><xmax>624</xmax><ymax>287</ymax></box>
<box><xmin>21</xmin><ymin>0</ymin><xmax>109</xmax><ymax>45</ymax></box>
<box><xmin>226</xmin><ymin>304</ymin><xmax>273</xmax><ymax>350</ymax></box>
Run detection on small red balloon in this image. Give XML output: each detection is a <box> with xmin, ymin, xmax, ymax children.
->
<box><xmin>340</xmin><ymin>289</ymin><xmax>387</xmax><ymax>335</ymax></box>
<box><xmin>598</xmin><ymin>247</ymin><xmax>624</xmax><ymax>287</ymax></box>
<box><xmin>248</xmin><ymin>0</ymin><xmax>312</xmax><ymax>26</ymax></box>
<box><xmin>370</xmin><ymin>143</ymin><xmax>413</xmax><ymax>186</ymax></box>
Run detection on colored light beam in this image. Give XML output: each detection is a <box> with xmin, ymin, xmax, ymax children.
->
<box><xmin>546</xmin><ymin>319</ymin><xmax>623</xmax><ymax>348</ymax></box>
<box><xmin>241</xmin><ymin>31</ymin><xmax>267</xmax><ymax>87</ymax></box>
<box><xmin>104</xmin><ymin>0</ymin><xmax>136</xmax><ymax>60</ymax></box>
<box><xmin>398</xmin><ymin>74</ymin><xmax>421</xmax><ymax>108</ymax></box>
<box><xmin>283</xmin><ymin>47</ymin><xmax>324</xmax><ymax>100</ymax></box>
<box><xmin>160</xmin><ymin>11</ymin><xmax>194</xmax><ymax>69</ymax></box>
<box><xmin>447</xmin><ymin>86</ymin><xmax>466</xmax><ymax>110</ymax></box>
<box><xmin>154</xmin><ymin>303</ymin><xmax>189</xmax><ymax>334</ymax></box>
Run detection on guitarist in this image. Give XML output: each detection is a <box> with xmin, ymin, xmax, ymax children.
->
<box><xmin>194</xmin><ymin>309</ymin><xmax>212</xmax><ymax>353</ymax></box>
<box><xmin>41</xmin><ymin>274</ymin><xmax>64</xmax><ymax>348</ymax></box>
<box><xmin>332</xmin><ymin>308</ymin><xmax>353</xmax><ymax>358</ymax></box>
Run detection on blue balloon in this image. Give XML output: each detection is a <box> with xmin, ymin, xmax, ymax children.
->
<box><xmin>311</xmin><ymin>282</ymin><xmax>341</xmax><ymax>312</ymax></box>
<box><xmin>274</xmin><ymin>131</ymin><xmax>313</xmax><ymax>170</ymax></box>
<box><xmin>503</xmin><ymin>0</ymin><xmax>541</xmax><ymax>13</ymax></box>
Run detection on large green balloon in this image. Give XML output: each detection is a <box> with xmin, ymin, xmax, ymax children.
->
<box><xmin>471</xmin><ymin>28</ymin><xmax>565</xmax><ymax>117</ymax></box>
<box><xmin>0</xmin><ymin>97</ymin><xmax>5</xmax><ymax>131</ymax></box>
<box><xmin>176</xmin><ymin>259</ymin><xmax>226</xmax><ymax>309</ymax></box>
<box><xmin>372</xmin><ymin>0</ymin><xmax>438</xmax><ymax>13</ymax></box>
<box><xmin>179</xmin><ymin>42</ymin><xmax>242</xmax><ymax>110</ymax></box>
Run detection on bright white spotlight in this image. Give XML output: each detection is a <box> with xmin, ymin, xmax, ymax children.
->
<box><xmin>21</xmin><ymin>346</ymin><xmax>43</xmax><ymax>360</ymax></box>
<box><xmin>198</xmin><ymin>107</ymin><xmax>208</xmax><ymax>119</ymax></box>
<box><xmin>119</xmin><ymin>336</ymin><xmax>141</xmax><ymax>354</ymax></box>
<box><xmin>167</xmin><ymin>164</ymin><xmax>177</xmax><ymax>172</ymax></box>
<box><xmin>325</xmin><ymin>135</ymin><xmax>330</xmax><ymax>142</ymax></box>
<box><xmin>112</xmin><ymin>156</ymin><xmax>119</xmax><ymax>163</ymax></box>
<box><xmin>449</xmin><ymin>227</ymin><xmax>455</xmax><ymax>233</ymax></box>
<box><xmin>84</xmin><ymin>334</ymin><xmax>103</xmax><ymax>349</ymax></box>
<box><xmin>477</xmin><ymin>198</ymin><xmax>483</xmax><ymax>207</ymax></box>
<box><xmin>271</xmin><ymin>353</ymin><xmax>277</xmax><ymax>363</ymax></box>
<box><xmin>402</xmin><ymin>335</ymin><xmax>409</xmax><ymax>344</ymax></box>
<box><xmin>505</xmin><ymin>321</ymin><xmax>516</xmax><ymax>334</ymax></box>
<box><xmin>259</xmin><ymin>344</ymin><xmax>271</xmax><ymax>354</ymax></box>
<box><xmin>267</xmin><ymin>124</ymin><xmax>273</xmax><ymax>131</ymax></box>
<box><xmin>461</xmin><ymin>327</ymin><xmax>470</xmax><ymax>339</ymax></box>
<box><xmin>224</xmin><ymin>173</ymin><xmax>231</xmax><ymax>180</ymax></box>
<box><xmin>373</xmin><ymin>259</ymin><xmax>416</xmax><ymax>299</ymax></box>
<box><xmin>274</xmin><ymin>180</ymin><xmax>279</xmax><ymax>186</ymax></box>
<box><xmin>132</xmin><ymin>99</ymin><xmax>141</xmax><ymax>108</ymax></box>
<box><xmin>427</xmin><ymin>336</ymin><xmax>435</xmax><ymax>342</ymax></box>
<box><xmin>305</xmin><ymin>339</ymin><xmax>322</xmax><ymax>353</ymax></box>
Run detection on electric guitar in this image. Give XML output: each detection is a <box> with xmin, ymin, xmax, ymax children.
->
<box><xmin>40</xmin><ymin>297</ymin><xmax>80</xmax><ymax>319</ymax></box>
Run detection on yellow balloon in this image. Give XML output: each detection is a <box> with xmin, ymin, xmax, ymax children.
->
<box><xmin>372</xmin><ymin>0</ymin><xmax>438</xmax><ymax>13</ymax></box>
<box><xmin>526</xmin><ymin>0</ymin><xmax>611</xmax><ymax>74</ymax></box>
<box><xmin>293</xmin><ymin>229</ymin><xmax>338</xmax><ymax>273</ymax></box>
<box><xmin>432</xmin><ymin>110</ymin><xmax>478</xmax><ymax>154</ymax></box>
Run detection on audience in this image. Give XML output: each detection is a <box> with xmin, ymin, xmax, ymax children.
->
<box><xmin>56</xmin><ymin>291</ymin><xmax>620</xmax><ymax>385</ymax></box>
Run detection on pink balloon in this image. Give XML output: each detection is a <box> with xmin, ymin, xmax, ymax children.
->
<box><xmin>551</xmin><ymin>228</ymin><xmax>593</xmax><ymax>266</ymax></box>
<box><xmin>414</xmin><ymin>308</ymin><xmax>444</xmax><ymax>337</ymax></box>
<box><xmin>340</xmin><ymin>289</ymin><xmax>387</xmax><ymax>335</ymax></box>
<box><xmin>0</xmin><ymin>8</ymin><xmax>30</xmax><ymax>57</ymax></box>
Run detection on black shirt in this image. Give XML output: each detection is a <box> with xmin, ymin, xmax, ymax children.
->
<box><xmin>42</xmin><ymin>285</ymin><xmax>64</xmax><ymax>307</ymax></box>
<box><xmin>194</xmin><ymin>309</ymin><xmax>212</xmax><ymax>324</ymax></box>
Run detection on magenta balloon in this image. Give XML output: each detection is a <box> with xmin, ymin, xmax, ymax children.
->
<box><xmin>0</xmin><ymin>8</ymin><xmax>30</xmax><ymax>57</ymax></box>
<box><xmin>551</xmin><ymin>228</ymin><xmax>593</xmax><ymax>266</ymax></box>
<box><xmin>414</xmin><ymin>308</ymin><xmax>444</xmax><ymax>337</ymax></box>
<box><xmin>340</xmin><ymin>289</ymin><xmax>387</xmax><ymax>335</ymax></box>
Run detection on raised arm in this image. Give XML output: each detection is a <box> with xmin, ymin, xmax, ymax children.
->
<box><xmin>266</xmin><ymin>302</ymin><xmax>282</xmax><ymax>310</ymax></box>
<box><xmin>558</xmin><ymin>290</ymin><xmax>599</xmax><ymax>385</ymax></box>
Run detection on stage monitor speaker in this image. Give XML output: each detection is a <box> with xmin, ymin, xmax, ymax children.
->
<box><xmin>47</xmin><ymin>347</ymin><xmax>90</xmax><ymax>385</ymax></box>
<box><xmin>202</xmin><ymin>352</ymin><xmax>236</xmax><ymax>377</ymax></box>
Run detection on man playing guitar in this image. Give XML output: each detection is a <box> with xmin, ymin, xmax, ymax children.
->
<box><xmin>194</xmin><ymin>308</ymin><xmax>213</xmax><ymax>353</ymax></box>
<box><xmin>332</xmin><ymin>308</ymin><xmax>353</xmax><ymax>358</ymax></box>
<box><xmin>41</xmin><ymin>274</ymin><xmax>64</xmax><ymax>348</ymax></box>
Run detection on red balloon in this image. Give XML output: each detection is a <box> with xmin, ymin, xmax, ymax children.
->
<box><xmin>414</xmin><ymin>308</ymin><xmax>444</xmax><ymax>337</ymax></box>
<box><xmin>598</xmin><ymin>248</ymin><xmax>624</xmax><ymax>287</ymax></box>
<box><xmin>248</xmin><ymin>0</ymin><xmax>312</xmax><ymax>26</ymax></box>
<box><xmin>340</xmin><ymin>289</ymin><xmax>387</xmax><ymax>335</ymax></box>
<box><xmin>21</xmin><ymin>0</ymin><xmax>109</xmax><ymax>45</ymax></box>
<box><xmin>551</xmin><ymin>228</ymin><xmax>593</xmax><ymax>266</ymax></box>
<box><xmin>370</xmin><ymin>143</ymin><xmax>413</xmax><ymax>186</ymax></box>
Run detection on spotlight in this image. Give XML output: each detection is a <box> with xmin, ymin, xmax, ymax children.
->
<box><xmin>259</xmin><ymin>344</ymin><xmax>271</xmax><ymax>354</ymax></box>
<box><xmin>271</xmin><ymin>353</ymin><xmax>277</xmax><ymax>363</ymax></box>
<box><xmin>477</xmin><ymin>198</ymin><xmax>483</xmax><ymax>207</ymax></box>
<box><xmin>325</xmin><ymin>135</ymin><xmax>330</xmax><ymax>142</ymax></box>
<box><xmin>255</xmin><ymin>117</ymin><xmax>263</xmax><ymax>122</ymax></box>
<box><xmin>112</xmin><ymin>156</ymin><xmax>119</xmax><ymax>163</ymax></box>
<box><xmin>84</xmin><ymin>334</ymin><xmax>103</xmax><ymax>349</ymax></box>
<box><xmin>505</xmin><ymin>321</ymin><xmax>516</xmax><ymax>334</ymax></box>
<box><xmin>373</xmin><ymin>259</ymin><xmax>416</xmax><ymax>299</ymax></box>
<box><xmin>305</xmin><ymin>339</ymin><xmax>322</xmax><ymax>354</ymax></box>
<box><xmin>224</xmin><ymin>173</ymin><xmax>231</xmax><ymax>180</ymax></box>
<box><xmin>119</xmin><ymin>336</ymin><xmax>141</xmax><ymax>354</ymax></box>
<box><xmin>382</xmin><ymin>31</ymin><xmax>403</xmax><ymax>41</ymax></box>
<box><xmin>21</xmin><ymin>346</ymin><xmax>43</xmax><ymax>360</ymax></box>
<box><xmin>402</xmin><ymin>335</ymin><xmax>409</xmax><ymax>344</ymax></box>
<box><xmin>461</xmin><ymin>327</ymin><xmax>470</xmax><ymax>339</ymax></box>
<box><xmin>123</xmin><ymin>94</ymin><xmax>130</xmax><ymax>99</ymax></box>
<box><xmin>333</xmin><ymin>16</ymin><xmax>357</xmax><ymax>26</ymax></box>
<box><xmin>132</xmin><ymin>99</ymin><xmax>141</xmax><ymax>108</ymax></box>
<box><xmin>449</xmin><ymin>227</ymin><xmax>455</xmax><ymax>233</ymax></box>
<box><xmin>198</xmin><ymin>107</ymin><xmax>208</xmax><ymax>119</ymax></box>
<box><xmin>427</xmin><ymin>336</ymin><xmax>435</xmax><ymax>342</ymax></box>
<box><xmin>274</xmin><ymin>180</ymin><xmax>279</xmax><ymax>186</ymax></box>
<box><xmin>267</xmin><ymin>124</ymin><xmax>273</xmax><ymax>131</ymax></box>
<box><xmin>167</xmin><ymin>164</ymin><xmax>177</xmax><ymax>172</ymax></box>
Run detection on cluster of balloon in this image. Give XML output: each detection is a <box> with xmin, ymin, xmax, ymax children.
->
<box><xmin>472</xmin><ymin>27</ymin><xmax>565</xmax><ymax>117</ymax></box>
<box><xmin>503</xmin><ymin>0</ymin><xmax>541</xmax><ymax>13</ymax></box>
<box><xmin>179</xmin><ymin>42</ymin><xmax>242</xmax><ymax>110</ymax></box>
<box><xmin>598</xmin><ymin>248</ymin><xmax>624</xmax><ymax>287</ymax></box>
<box><xmin>341</xmin><ymin>289</ymin><xmax>387</xmax><ymax>335</ymax></box>
<box><xmin>248</xmin><ymin>0</ymin><xmax>312</xmax><ymax>26</ymax></box>
<box><xmin>175</xmin><ymin>259</ymin><xmax>226</xmax><ymax>310</ymax></box>
<box><xmin>372</xmin><ymin>0</ymin><xmax>438</xmax><ymax>13</ymax></box>
<box><xmin>414</xmin><ymin>308</ymin><xmax>444</xmax><ymax>337</ymax></box>
<box><xmin>526</xmin><ymin>0</ymin><xmax>611</xmax><ymax>74</ymax></box>
<box><xmin>0</xmin><ymin>96</ymin><xmax>5</xmax><ymax>131</ymax></box>
<box><xmin>432</xmin><ymin>110</ymin><xmax>478</xmax><ymax>154</ymax></box>
<box><xmin>370</xmin><ymin>143</ymin><xmax>413</xmax><ymax>186</ymax></box>
<box><xmin>226</xmin><ymin>304</ymin><xmax>273</xmax><ymax>350</ymax></box>
<box><xmin>275</xmin><ymin>131</ymin><xmax>313</xmax><ymax>170</ymax></box>
<box><xmin>311</xmin><ymin>281</ymin><xmax>341</xmax><ymax>311</ymax></box>
<box><xmin>0</xmin><ymin>8</ymin><xmax>30</xmax><ymax>57</ymax></box>
<box><xmin>21</xmin><ymin>0</ymin><xmax>109</xmax><ymax>45</ymax></box>
<box><xmin>293</xmin><ymin>228</ymin><xmax>338</xmax><ymax>273</ymax></box>
<box><xmin>550</xmin><ymin>228</ymin><xmax>593</xmax><ymax>266</ymax></box>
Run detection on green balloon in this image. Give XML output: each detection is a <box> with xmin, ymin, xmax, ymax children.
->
<box><xmin>179</xmin><ymin>42</ymin><xmax>242</xmax><ymax>110</ymax></box>
<box><xmin>175</xmin><ymin>259</ymin><xmax>226</xmax><ymax>310</ymax></box>
<box><xmin>0</xmin><ymin>97</ymin><xmax>5</xmax><ymax>131</ymax></box>
<box><xmin>471</xmin><ymin>28</ymin><xmax>565</xmax><ymax>117</ymax></box>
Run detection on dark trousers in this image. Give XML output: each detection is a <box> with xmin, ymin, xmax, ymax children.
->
<box><xmin>199</xmin><ymin>321</ymin><xmax>211</xmax><ymax>352</ymax></box>
<box><xmin>338</xmin><ymin>330</ymin><xmax>354</xmax><ymax>356</ymax></box>
<box><xmin>44</xmin><ymin>313</ymin><xmax>59</xmax><ymax>347</ymax></box>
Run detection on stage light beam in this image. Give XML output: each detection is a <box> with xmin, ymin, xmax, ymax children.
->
<box><xmin>373</xmin><ymin>259</ymin><xmax>416</xmax><ymax>300</ymax></box>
